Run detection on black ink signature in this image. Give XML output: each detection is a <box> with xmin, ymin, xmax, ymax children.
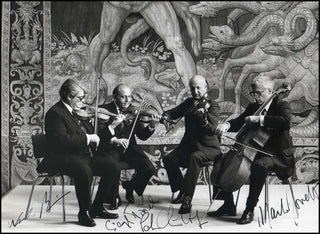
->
<box><xmin>39</xmin><ymin>190</ymin><xmax>71</xmax><ymax>218</ymax></box>
<box><xmin>8</xmin><ymin>190</ymin><xmax>71</xmax><ymax>228</ymax></box>
<box><xmin>105</xmin><ymin>195</ymin><xmax>208</xmax><ymax>232</ymax></box>
<box><xmin>8</xmin><ymin>208</ymin><xmax>33</xmax><ymax>228</ymax></box>
<box><xmin>258</xmin><ymin>182</ymin><xmax>319</xmax><ymax>228</ymax></box>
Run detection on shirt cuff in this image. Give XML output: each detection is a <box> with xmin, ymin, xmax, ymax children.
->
<box><xmin>108</xmin><ymin>125</ymin><xmax>115</xmax><ymax>136</ymax></box>
<box><xmin>86</xmin><ymin>134</ymin><xmax>90</xmax><ymax>145</ymax></box>
<box><xmin>110</xmin><ymin>136</ymin><xmax>117</xmax><ymax>144</ymax></box>
<box><xmin>148</xmin><ymin>125</ymin><xmax>156</xmax><ymax>131</ymax></box>
<box><xmin>260</xmin><ymin>115</ymin><xmax>265</xmax><ymax>126</ymax></box>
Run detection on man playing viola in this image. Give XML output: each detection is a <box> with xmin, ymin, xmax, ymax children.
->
<box><xmin>208</xmin><ymin>75</ymin><xmax>294</xmax><ymax>224</ymax></box>
<box><xmin>96</xmin><ymin>84</ymin><xmax>160</xmax><ymax>208</ymax></box>
<box><xmin>162</xmin><ymin>75</ymin><xmax>221</xmax><ymax>214</ymax></box>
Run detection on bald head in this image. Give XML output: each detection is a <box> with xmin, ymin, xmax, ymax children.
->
<box><xmin>189</xmin><ymin>75</ymin><xmax>208</xmax><ymax>99</ymax></box>
<box><xmin>113</xmin><ymin>84</ymin><xmax>132</xmax><ymax>110</ymax></box>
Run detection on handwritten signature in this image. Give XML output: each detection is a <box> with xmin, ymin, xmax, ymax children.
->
<box><xmin>258</xmin><ymin>182</ymin><xmax>319</xmax><ymax>228</ymax></box>
<box><xmin>105</xmin><ymin>196</ymin><xmax>208</xmax><ymax>231</ymax></box>
<box><xmin>8</xmin><ymin>190</ymin><xmax>70</xmax><ymax>228</ymax></box>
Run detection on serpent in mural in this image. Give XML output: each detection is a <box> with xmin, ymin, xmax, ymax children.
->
<box><xmin>260</xmin><ymin>38</ymin><xmax>319</xmax><ymax>138</ymax></box>
<box><xmin>190</xmin><ymin>1</ymin><xmax>319</xmax><ymax>137</ymax></box>
<box><xmin>89</xmin><ymin>1</ymin><xmax>201</xmax><ymax>97</ymax></box>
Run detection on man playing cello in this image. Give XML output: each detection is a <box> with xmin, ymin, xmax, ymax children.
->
<box><xmin>208</xmin><ymin>75</ymin><xmax>295</xmax><ymax>224</ymax></box>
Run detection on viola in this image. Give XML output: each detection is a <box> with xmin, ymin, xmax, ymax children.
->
<box><xmin>121</xmin><ymin>109</ymin><xmax>173</xmax><ymax>125</ymax></box>
<box><xmin>211</xmin><ymin>85</ymin><xmax>291</xmax><ymax>193</ymax></box>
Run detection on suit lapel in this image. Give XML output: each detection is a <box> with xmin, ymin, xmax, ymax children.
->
<box><xmin>57</xmin><ymin>101</ymin><xmax>80</xmax><ymax>130</ymax></box>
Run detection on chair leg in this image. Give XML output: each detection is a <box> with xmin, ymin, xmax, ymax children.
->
<box><xmin>264</xmin><ymin>176</ymin><xmax>273</xmax><ymax>223</ymax></box>
<box><xmin>235</xmin><ymin>188</ymin><xmax>241</xmax><ymax>212</ymax></box>
<box><xmin>205</xmin><ymin>166</ymin><xmax>212</xmax><ymax>205</ymax></box>
<box><xmin>48</xmin><ymin>177</ymin><xmax>53</xmax><ymax>212</ymax></box>
<box><xmin>91</xmin><ymin>176</ymin><xmax>97</xmax><ymax>201</ymax></box>
<box><xmin>207</xmin><ymin>187</ymin><xmax>221</xmax><ymax>213</ymax></box>
<box><xmin>61</xmin><ymin>175</ymin><xmax>66</xmax><ymax>222</ymax></box>
<box><xmin>288</xmin><ymin>181</ymin><xmax>299</xmax><ymax>218</ymax></box>
<box><xmin>25</xmin><ymin>183</ymin><xmax>36</xmax><ymax>219</ymax></box>
<box><xmin>171</xmin><ymin>192</ymin><xmax>174</xmax><ymax>202</ymax></box>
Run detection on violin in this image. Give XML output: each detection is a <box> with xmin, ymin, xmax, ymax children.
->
<box><xmin>211</xmin><ymin>85</ymin><xmax>291</xmax><ymax>193</ymax></box>
<box><xmin>188</xmin><ymin>95</ymin><xmax>210</xmax><ymax>114</ymax></box>
<box><xmin>74</xmin><ymin>104</ymin><xmax>118</xmax><ymax>121</ymax></box>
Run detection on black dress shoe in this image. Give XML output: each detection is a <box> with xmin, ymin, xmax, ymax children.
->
<box><xmin>89</xmin><ymin>207</ymin><xmax>119</xmax><ymax>219</ymax></box>
<box><xmin>237</xmin><ymin>210</ymin><xmax>254</xmax><ymax>224</ymax></box>
<box><xmin>108</xmin><ymin>195</ymin><xmax>122</xmax><ymax>210</ymax></box>
<box><xmin>122</xmin><ymin>181</ymin><xmax>135</xmax><ymax>203</ymax></box>
<box><xmin>78</xmin><ymin>210</ymin><xmax>96</xmax><ymax>227</ymax></box>
<box><xmin>171</xmin><ymin>191</ymin><xmax>184</xmax><ymax>204</ymax></box>
<box><xmin>178</xmin><ymin>196</ymin><xmax>192</xmax><ymax>214</ymax></box>
<box><xmin>207</xmin><ymin>203</ymin><xmax>236</xmax><ymax>217</ymax></box>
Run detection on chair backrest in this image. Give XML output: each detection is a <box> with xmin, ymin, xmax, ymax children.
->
<box><xmin>32</xmin><ymin>134</ymin><xmax>48</xmax><ymax>159</ymax></box>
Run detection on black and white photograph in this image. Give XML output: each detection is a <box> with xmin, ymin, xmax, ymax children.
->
<box><xmin>1</xmin><ymin>1</ymin><xmax>319</xmax><ymax>232</ymax></box>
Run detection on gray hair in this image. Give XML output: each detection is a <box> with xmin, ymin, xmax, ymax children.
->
<box><xmin>59</xmin><ymin>79</ymin><xmax>86</xmax><ymax>102</ymax></box>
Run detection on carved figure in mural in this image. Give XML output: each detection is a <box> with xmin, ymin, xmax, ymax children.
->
<box><xmin>43</xmin><ymin>79</ymin><xmax>119</xmax><ymax>227</ymax></box>
<box><xmin>95</xmin><ymin>84</ymin><xmax>160</xmax><ymax>208</ymax></box>
<box><xmin>161</xmin><ymin>75</ymin><xmax>221</xmax><ymax>214</ymax></box>
<box><xmin>89</xmin><ymin>1</ymin><xmax>201</xmax><ymax>95</ymax></box>
<box><xmin>209</xmin><ymin>75</ymin><xmax>294</xmax><ymax>225</ymax></box>
<box><xmin>190</xmin><ymin>1</ymin><xmax>318</xmax><ymax>117</ymax></box>
<box><xmin>10</xmin><ymin>2</ymin><xmax>42</xmax><ymax>67</ymax></box>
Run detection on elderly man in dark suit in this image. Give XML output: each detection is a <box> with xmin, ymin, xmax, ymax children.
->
<box><xmin>96</xmin><ymin>84</ymin><xmax>159</xmax><ymax>207</ymax></box>
<box><xmin>161</xmin><ymin>75</ymin><xmax>221</xmax><ymax>214</ymax></box>
<box><xmin>44</xmin><ymin>79</ymin><xmax>118</xmax><ymax>227</ymax></box>
<box><xmin>208</xmin><ymin>75</ymin><xmax>294</xmax><ymax>225</ymax></box>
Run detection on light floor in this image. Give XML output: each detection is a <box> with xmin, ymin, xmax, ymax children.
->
<box><xmin>1</xmin><ymin>184</ymin><xmax>319</xmax><ymax>233</ymax></box>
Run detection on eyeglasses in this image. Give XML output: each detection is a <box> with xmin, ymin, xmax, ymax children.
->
<box><xmin>73</xmin><ymin>95</ymin><xmax>85</xmax><ymax>102</ymax></box>
<box><xmin>249</xmin><ymin>89</ymin><xmax>268</xmax><ymax>97</ymax></box>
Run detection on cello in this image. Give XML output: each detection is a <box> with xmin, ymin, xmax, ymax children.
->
<box><xmin>211</xmin><ymin>85</ymin><xmax>291</xmax><ymax>193</ymax></box>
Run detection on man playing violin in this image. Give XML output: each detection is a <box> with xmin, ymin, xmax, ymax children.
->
<box><xmin>96</xmin><ymin>84</ymin><xmax>160</xmax><ymax>208</ymax></box>
<box><xmin>161</xmin><ymin>75</ymin><xmax>221</xmax><ymax>214</ymax></box>
<box><xmin>208</xmin><ymin>75</ymin><xmax>294</xmax><ymax>224</ymax></box>
<box><xmin>43</xmin><ymin>79</ymin><xmax>118</xmax><ymax>227</ymax></box>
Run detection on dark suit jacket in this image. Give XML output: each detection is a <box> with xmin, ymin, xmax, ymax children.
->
<box><xmin>228</xmin><ymin>97</ymin><xmax>294</xmax><ymax>179</ymax></box>
<box><xmin>39</xmin><ymin>101</ymin><xmax>93</xmax><ymax>173</ymax></box>
<box><xmin>162</xmin><ymin>90</ymin><xmax>221</xmax><ymax>159</ymax></box>
<box><xmin>96</xmin><ymin>102</ymin><xmax>155</xmax><ymax>158</ymax></box>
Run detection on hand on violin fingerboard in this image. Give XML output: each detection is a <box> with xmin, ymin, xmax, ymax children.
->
<box><xmin>148</xmin><ymin>114</ymin><xmax>161</xmax><ymax>129</ymax></box>
<box><xmin>110</xmin><ymin>114</ymin><xmax>126</xmax><ymax>128</ymax></box>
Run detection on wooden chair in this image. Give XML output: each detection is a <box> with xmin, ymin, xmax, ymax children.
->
<box><xmin>25</xmin><ymin>134</ymin><xmax>66</xmax><ymax>222</ymax></box>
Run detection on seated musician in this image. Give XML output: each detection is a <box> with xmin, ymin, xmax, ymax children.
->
<box><xmin>44</xmin><ymin>79</ymin><xmax>118</xmax><ymax>227</ymax></box>
<box><xmin>96</xmin><ymin>84</ymin><xmax>159</xmax><ymax>208</ymax></box>
<box><xmin>161</xmin><ymin>75</ymin><xmax>221</xmax><ymax>214</ymax></box>
<box><xmin>208</xmin><ymin>75</ymin><xmax>294</xmax><ymax>224</ymax></box>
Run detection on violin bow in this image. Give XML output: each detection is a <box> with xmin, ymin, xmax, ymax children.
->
<box><xmin>124</xmin><ymin>93</ymin><xmax>147</xmax><ymax>153</ymax></box>
<box><xmin>221</xmin><ymin>134</ymin><xmax>275</xmax><ymax>157</ymax></box>
<box><xmin>93</xmin><ymin>76</ymin><xmax>101</xmax><ymax>150</ymax></box>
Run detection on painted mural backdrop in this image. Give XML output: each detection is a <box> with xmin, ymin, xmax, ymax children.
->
<box><xmin>1</xmin><ymin>1</ymin><xmax>319</xmax><ymax>196</ymax></box>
